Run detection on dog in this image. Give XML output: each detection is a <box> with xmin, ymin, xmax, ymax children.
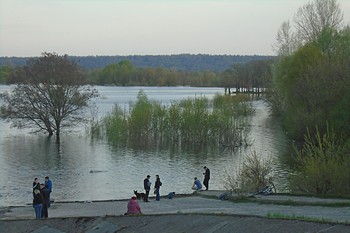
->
<box><xmin>167</xmin><ymin>192</ymin><xmax>175</xmax><ymax>199</ymax></box>
<box><xmin>133</xmin><ymin>190</ymin><xmax>146</xmax><ymax>200</ymax></box>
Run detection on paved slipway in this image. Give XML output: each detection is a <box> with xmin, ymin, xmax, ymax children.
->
<box><xmin>1</xmin><ymin>191</ymin><xmax>350</xmax><ymax>233</ymax></box>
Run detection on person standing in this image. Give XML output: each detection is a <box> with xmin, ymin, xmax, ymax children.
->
<box><xmin>40</xmin><ymin>184</ymin><xmax>50</xmax><ymax>218</ymax></box>
<box><xmin>143</xmin><ymin>175</ymin><xmax>151</xmax><ymax>202</ymax></box>
<box><xmin>33</xmin><ymin>189</ymin><xmax>43</xmax><ymax>219</ymax></box>
<box><xmin>44</xmin><ymin>176</ymin><xmax>52</xmax><ymax>207</ymax></box>
<box><xmin>154</xmin><ymin>175</ymin><xmax>162</xmax><ymax>201</ymax></box>
<box><xmin>203</xmin><ymin>166</ymin><xmax>210</xmax><ymax>190</ymax></box>
<box><xmin>32</xmin><ymin>178</ymin><xmax>40</xmax><ymax>197</ymax></box>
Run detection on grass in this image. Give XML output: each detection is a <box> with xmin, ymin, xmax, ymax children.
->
<box><xmin>197</xmin><ymin>192</ymin><xmax>350</xmax><ymax>207</ymax></box>
<box><xmin>250</xmin><ymin>199</ymin><xmax>350</xmax><ymax>207</ymax></box>
<box><xmin>277</xmin><ymin>192</ymin><xmax>350</xmax><ymax>200</ymax></box>
<box><xmin>266</xmin><ymin>213</ymin><xmax>336</xmax><ymax>224</ymax></box>
<box><xmin>199</xmin><ymin>192</ymin><xmax>350</xmax><ymax>224</ymax></box>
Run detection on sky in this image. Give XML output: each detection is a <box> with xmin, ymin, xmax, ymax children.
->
<box><xmin>1</xmin><ymin>0</ymin><xmax>350</xmax><ymax>57</ymax></box>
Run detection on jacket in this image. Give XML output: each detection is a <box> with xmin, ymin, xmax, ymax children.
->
<box><xmin>33</xmin><ymin>193</ymin><xmax>43</xmax><ymax>205</ymax></box>
<box><xmin>144</xmin><ymin>178</ymin><xmax>151</xmax><ymax>190</ymax></box>
<box><xmin>127</xmin><ymin>198</ymin><xmax>141</xmax><ymax>214</ymax></box>
<box><xmin>155</xmin><ymin>178</ymin><xmax>162</xmax><ymax>189</ymax></box>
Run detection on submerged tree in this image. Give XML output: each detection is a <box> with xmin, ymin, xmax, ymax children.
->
<box><xmin>1</xmin><ymin>52</ymin><xmax>98</xmax><ymax>142</ymax></box>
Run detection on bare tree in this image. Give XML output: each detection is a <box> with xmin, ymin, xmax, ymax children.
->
<box><xmin>294</xmin><ymin>0</ymin><xmax>343</xmax><ymax>43</ymax></box>
<box><xmin>273</xmin><ymin>21</ymin><xmax>298</xmax><ymax>56</ymax></box>
<box><xmin>1</xmin><ymin>52</ymin><xmax>99</xmax><ymax>142</ymax></box>
<box><xmin>274</xmin><ymin>0</ymin><xmax>344</xmax><ymax>55</ymax></box>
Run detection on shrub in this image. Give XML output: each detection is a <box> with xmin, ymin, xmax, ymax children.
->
<box><xmin>104</xmin><ymin>105</ymin><xmax>128</xmax><ymax>144</ymax></box>
<box><xmin>289</xmin><ymin>128</ymin><xmax>350</xmax><ymax>195</ymax></box>
<box><xmin>223</xmin><ymin>151</ymin><xmax>274</xmax><ymax>194</ymax></box>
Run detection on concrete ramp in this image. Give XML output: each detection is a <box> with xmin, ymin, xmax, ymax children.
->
<box><xmin>86</xmin><ymin>221</ymin><xmax>121</xmax><ymax>233</ymax></box>
<box><xmin>32</xmin><ymin>225</ymin><xmax>65</xmax><ymax>233</ymax></box>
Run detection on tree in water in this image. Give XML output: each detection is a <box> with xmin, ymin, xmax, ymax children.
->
<box><xmin>1</xmin><ymin>52</ymin><xmax>99</xmax><ymax>142</ymax></box>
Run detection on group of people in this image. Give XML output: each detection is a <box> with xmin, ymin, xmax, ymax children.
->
<box><xmin>192</xmin><ymin>166</ymin><xmax>210</xmax><ymax>191</ymax></box>
<box><xmin>31</xmin><ymin>169</ymin><xmax>209</xmax><ymax>217</ymax></box>
<box><xmin>32</xmin><ymin>176</ymin><xmax>52</xmax><ymax>219</ymax></box>
<box><xmin>126</xmin><ymin>166</ymin><xmax>210</xmax><ymax>215</ymax></box>
<box><xmin>125</xmin><ymin>174</ymin><xmax>162</xmax><ymax>215</ymax></box>
<box><xmin>143</xmin><ymin>174</ymin><xmax>162</xmax><ymax>202</ymax></box>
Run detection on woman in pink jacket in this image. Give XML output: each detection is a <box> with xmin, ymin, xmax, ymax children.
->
<box><xmin>126</xmin><ymin>196</ymin><xmax>142</xmax><ymax>215</ymax></box>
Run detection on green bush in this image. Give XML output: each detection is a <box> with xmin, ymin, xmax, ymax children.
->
<box><xmin>290</xmin><ymin>128</ymin><xmax>350</xmax><ymax>195</ymax></box>
<box><xmin>223</xmin><ymin>151</ymin><xmax>274</xmax><ymax>194</ymax></box>
<box><xmin>128</xmin><ymin>90</ymin><xmax>153</xmax><ymax>140</ymax></box>
<box><xmin>104</xmin><ymin>105</ymin><xmax>128</xmax><ymax>144</ymax></box>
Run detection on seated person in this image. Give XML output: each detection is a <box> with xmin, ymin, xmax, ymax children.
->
<box><xmin>192</xmin><ymin>177</ymin><xmax>203</xmax><ymax>191</ymax></box>
<box><xmin>125</xmin><ymin>196</ymin><xmax>142</xmax><ymax>215</ymax></box>
<box><xmin>167</xmin><ymin>192</ymin><xmax>175</xmax><ymax>199</ymax></box>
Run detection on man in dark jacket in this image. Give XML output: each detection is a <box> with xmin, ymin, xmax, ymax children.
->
<box><xmin>44</xmin><ymin>176</ymin><xmax>52</xmax><ymax>207</ymax></box>
<box><xmin>32</xmin><ymin>178</ymin><xmax>40</xmax><ymax>197</ymax></box>
<box><xmin>203</xmin><ymin>166</ymin><xmax>210</xmax><ymax>190</ymax></box>
<box><xmin>143</xmin><ymin>175</ymin><xmax>151</xmax><ymax>202</ymax></box>
<box><xmin>40</xmin><ymin>184</ymin><xmax>50</xmax><ymax>218</ymax></box>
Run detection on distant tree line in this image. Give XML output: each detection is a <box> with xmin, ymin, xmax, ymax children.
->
<box><xmin>0</xmin><ymin>54</ymin><xmax>274</xmax><ymax>72</ymax></box>
<box><xmin>85</xmin><ymin>60</ymin><xmax>221</xmax><ymax>87</ymax></box>
<box><xmin>87</xmin><ymin>58</ymin><xmax>274</xmax><ymax>91</ymax></box>
<box><xmin>221</xmin><ymin>59</ymin><xmax>274</xmax><ymax>94</ymax></box>
<box><xmin>1</xmin><ymin>56</ymin><xmax>275</xmax><ymax>91</ymax></box>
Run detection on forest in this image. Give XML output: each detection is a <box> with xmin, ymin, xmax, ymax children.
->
<box><xmin>0</xmin><ymin>55</ymin><xmax>274</xmax><ymax>91</ymax></box>
<box><xmin>0</xmin><ymin>54</ymin><xmax>273</xmax><ymax>72</ymax></box>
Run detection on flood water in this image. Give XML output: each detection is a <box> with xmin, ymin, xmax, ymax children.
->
<box><xmin>0</xmin><ymin>86</ymin><xmax>293</xmax><ymax>207</ymax></box>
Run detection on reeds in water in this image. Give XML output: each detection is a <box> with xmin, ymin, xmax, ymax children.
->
<box><xmin>92</xmin><ymin>91</ymin><xmax>254</xmax><ymax>150</ymax></box>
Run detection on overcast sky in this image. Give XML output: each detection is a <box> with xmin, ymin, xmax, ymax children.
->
<box><xmin>1</xmin><ymin>0</ymin><xmax>349</xmax><ymax>57</ymax></box>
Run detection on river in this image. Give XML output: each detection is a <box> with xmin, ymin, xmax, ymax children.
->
<box><xmin>0</xmin><ymin>86</ymin><xmax>293</xmax><ymax>206</ymax></box>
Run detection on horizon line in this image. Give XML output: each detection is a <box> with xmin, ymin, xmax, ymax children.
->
<box><xmin>0</xmin><ymin>53</ymin><xmax>276</xmax><ymax>58</ymax></box>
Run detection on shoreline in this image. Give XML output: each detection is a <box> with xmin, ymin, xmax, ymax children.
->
<box><xmin>2</xmin><ymin>191</ymin><xmax>350</xmax><ymax>233</ymax></box>
<box><xmin>2</xmin><ymin>191</ymin><xmax>350</xmax><ymax>221</ymax></box>
<box><xmin>0</xmin><ymin>193</ymin><xmax>196</xmax><ymax>209</ymax></box>
<box><xmin>2</xmin><ymin>190</ymin><xmax>350</xmax><ymax>209</ymax></box>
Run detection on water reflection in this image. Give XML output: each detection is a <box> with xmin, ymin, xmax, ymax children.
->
<box><xmin>0</xmin><ymin>86</ymin><xmax>293</xmax><ymax>206</ymax></box>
